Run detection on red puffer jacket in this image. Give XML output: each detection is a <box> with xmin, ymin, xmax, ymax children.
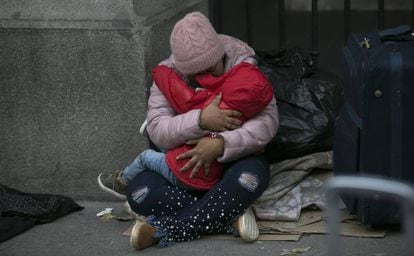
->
<box><xmin>152</xmin><ymin>62</ymin><xmax>273</xmax><ymax>190</ymax></box>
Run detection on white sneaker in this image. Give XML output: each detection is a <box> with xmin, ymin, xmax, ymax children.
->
<box><xmin>234</xmin><ymin>207</ymin><xmax>259</xmax><ymax>242</ymax></box>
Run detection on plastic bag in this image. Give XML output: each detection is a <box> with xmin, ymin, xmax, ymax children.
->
<box><xmin>256</xmin><ymin>47</ymin><xmax>343</xmax><ymax>163</ymax></box>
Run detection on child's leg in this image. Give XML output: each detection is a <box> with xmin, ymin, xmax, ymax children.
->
<box><xmin>122</xmin><ymin>149</ymin><xmax>183</xmax><ymax>188</ymax></box>
<box><xmin>127</xmin><ymin>171</ymin><xmax>200</xmax><ymax>218</ymax></box>
<box><xmin>98</xmin><ymin>149</ymin><xmax>175</xmax><ymax>200</ymax></box>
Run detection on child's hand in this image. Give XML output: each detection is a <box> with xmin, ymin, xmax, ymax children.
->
<box><xmin>177</xmin><ymin>137</ymin><xmax>224</xmax><ymax>178</ymax></box>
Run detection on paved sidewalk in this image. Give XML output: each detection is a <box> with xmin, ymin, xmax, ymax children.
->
<box><xmin>0</xmin><ymin>201</ymin><xmax>402</xmax><ymax>256</ymax></box>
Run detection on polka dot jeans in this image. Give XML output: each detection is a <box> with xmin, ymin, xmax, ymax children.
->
<box><xmin>127</xmin><ymin>155</ymin><xmax>269</xmax><ymax>247</ymax></box>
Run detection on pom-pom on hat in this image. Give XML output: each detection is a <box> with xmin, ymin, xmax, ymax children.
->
<box><xmin>170</xmin><ymin>12</ymin><xmax>225</xmax><ymax>75</ymax></box>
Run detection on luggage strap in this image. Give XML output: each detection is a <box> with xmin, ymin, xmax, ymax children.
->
<box><xmin>390</xmin><ymin>51</ymin><xmax>403</xmax><ymax>179</ymax></box>
<box><xmin>345</xmin><ymin>102</ymin><xmax>362</xmax><ymax>129</ymax></box>
<box><xmin>379</xmin><ymin>25</ymin><xmax>413</xmax><ymax>41</ymax></box>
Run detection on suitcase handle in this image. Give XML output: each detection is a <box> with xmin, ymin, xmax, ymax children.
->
<box><xmin>379</xmin><ymin>25</ymin><xmax>414</xmax><ymax>41</ymax></box>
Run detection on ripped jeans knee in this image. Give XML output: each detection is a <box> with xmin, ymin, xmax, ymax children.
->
<box><xmin>126</xmin><ymin>171</ymin><xmax>199</xmax><ymax>217</ymax></box>
<box><xmin>238</xmin><ymin>172</ymin><xmax>260</xmax><ymax>192</ymax></box>
<box><xmin>126</xmin><ymin>185</ymin><xmax>152</xmax><ymax>216</ymax></box>
<box><xmin>224</xmin><ymin>156</ymin><xmax>270</xmax><ymax>195</ymax></box>
<box><xmin>130</xmin><ymin>185</ymin><xmax>150</xmax><ymax>205</ymax></box>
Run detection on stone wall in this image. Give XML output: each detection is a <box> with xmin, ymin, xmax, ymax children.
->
<box><xmin>0</xmin><ymin>0</ymin><xmax>207</xmax><ymax>200</ymax></box>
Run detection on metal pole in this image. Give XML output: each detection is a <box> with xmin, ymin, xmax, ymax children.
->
<box><xmin>208</xmin><ymin>0</ymin><xmax>223</xmax><ymax>33</ymax></box>
<box><xmin>378</xmin><ymin>0</ymin><xmax>385</xmax><ymax>30</ymax></box>
<box><xmin>278</xmin><ymin>0</ymin><xmax>286</xmax><ymax>49</ymax></box>
<box><xmin>246</xmin><ymin>0</ymin><xmax>253</xmax><ymax>46</ymax></box>
<box><xmin>326</xmin><ymin>191</ymin><xmax>342</xmax><ymax>256</ymax></box>
<box><xmin>325</xmin><ymin>176</ymin><xmax>414</xmax><ymax>256</ymax></box>
<box><xmin>311</xmin><ymin>0</ymin><xmax>319</xmax><ymax>70</ymax></box>
<box><xmin>344</xmin><ymin>0</ymin><xmax>351</xmax><ymax>44</ymax></box>
<box><xmin>412</xmin><ymin>0</ymin><xmax>414</xmax><ymax>28</ymax></box>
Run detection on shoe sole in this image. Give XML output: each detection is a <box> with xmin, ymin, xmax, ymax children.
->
<box><xmin>237</xmin><ymin>207</ymin><xmax>259</xmax><ymax>242</ymax></box>
<box><xmin>97</xmin><ymin>173</ymin><xmax>127</xmax><ymax>200</ymax></box>
<box><xmin>130</xmin><ymin>221</ymin><xmax>158</xmax><ymax>250</ymax></box>
<box><xmin>139</xmin><ymin>119</ymin><xmax>148</xmax><ymax>136</ymax></box>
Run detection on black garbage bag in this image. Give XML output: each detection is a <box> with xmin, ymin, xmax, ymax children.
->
<box><xmin>256</xmin><ymin>47</ymin><xmax>343</xmax><ymax>163</ymax></box>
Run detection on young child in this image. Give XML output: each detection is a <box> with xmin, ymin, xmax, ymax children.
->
<box><xmin>98</xmin><ymin>12</ymin><xmax>273</xmax><ymax>199</ymax></box>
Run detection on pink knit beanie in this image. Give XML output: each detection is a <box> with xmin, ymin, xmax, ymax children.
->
<box><xmin>170</xmin><ymin>12</ymin><xmax>225</xmax><ymax>75</ymax></box>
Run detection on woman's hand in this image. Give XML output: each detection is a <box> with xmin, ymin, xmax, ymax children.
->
<box><xmin>199</xmin><ymin>93</ymin><xmax>242</xmax><ymax>132</ymax></box>
<box><xmin>177</xmin><ymin>137</ymin><xmax>224</xmax><ymax>178</ymax></box>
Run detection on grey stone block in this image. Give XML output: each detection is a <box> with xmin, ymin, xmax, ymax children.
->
<box><xmin>0</xmin><ymin>0</ymin><xmax>207</xmax><ymax>200</ymax></box>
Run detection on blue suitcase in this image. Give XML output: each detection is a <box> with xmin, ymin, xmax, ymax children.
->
<box><xmin>333</xmin><ymin>25</ymin><xmax>414</xmax><ymax>225</ymax></box>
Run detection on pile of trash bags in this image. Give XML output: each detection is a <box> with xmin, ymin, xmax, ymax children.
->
<box><xmin>256</xmin><ymin>47</ymin><xmax>343</xmax><ymax>163</ymax></box>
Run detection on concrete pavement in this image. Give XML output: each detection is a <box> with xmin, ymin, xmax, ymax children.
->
<box><xmin>0</xmin><ymin>201</ymin><xmax>403</xmax><ymax>256</ymax></box>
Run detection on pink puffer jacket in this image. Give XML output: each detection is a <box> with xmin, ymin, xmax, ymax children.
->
<box><xmin>146</xmin><ymin>34</ymin><xmax>279</xmax><ymax>163</ymax></box>
<box><xmin>152</xmin><ymin>62</ymin><xmax>274</xmax><ymax>190</ymax></box>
